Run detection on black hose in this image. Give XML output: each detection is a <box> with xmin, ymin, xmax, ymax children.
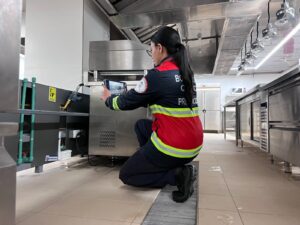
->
<box><xmin>268</xmin><ymin>0</ymin><xmax>271</xmax><ymax>24</ymax></box>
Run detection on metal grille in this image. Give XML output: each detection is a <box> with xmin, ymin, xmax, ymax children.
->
<box><xmin>99</xmin><ymin>131</ymin><xmax>116</xmax><ymax>147</ymax></box>
<box><xmin>260</xmin><ymin>106</ymin><xmax>268</xmax><ymax>152</ymax></box>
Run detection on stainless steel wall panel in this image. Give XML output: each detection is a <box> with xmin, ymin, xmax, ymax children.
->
<box><xmin>0</xmin><ymin>0</ymin><xmax>20</xmax><ymax>111</ymax></box>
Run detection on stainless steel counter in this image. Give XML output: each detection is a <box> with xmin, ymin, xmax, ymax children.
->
<box><xmin>267</xmin><ymin>70</ymin><xmax>300</xmax><ymax>166</ymax></box>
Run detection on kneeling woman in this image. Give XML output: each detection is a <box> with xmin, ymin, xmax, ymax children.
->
<box><xmin>101</xmin><ymin>26</ymin><xmax>203</xmax><ymax>202</ymax></box>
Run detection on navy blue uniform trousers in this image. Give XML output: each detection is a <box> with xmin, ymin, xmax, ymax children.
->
<box><xmin>119</xmin><ymin>119</ymin><xmax>195</xmax><ymax>188</ymax></box>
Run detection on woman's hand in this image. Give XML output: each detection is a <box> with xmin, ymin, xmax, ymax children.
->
<box><xmin>100</xmin><ymin>86</ymin><xmax>111</xmax><ymax>101</ymax></box>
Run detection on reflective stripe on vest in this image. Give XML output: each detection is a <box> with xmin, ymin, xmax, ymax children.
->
<box><xmin>112</xmin><ymin>96</ymin><xmax>120</xmax><ymax>110</ymax></box>
<box><xmin>149</xmin><ymin>104</ymin><xmax>199</xmax><ymax>118</ymax></box>
<box><xmin>150</xmin><ymin>132</ymin><xmax>202</xmax><ymax>158</ymax></box>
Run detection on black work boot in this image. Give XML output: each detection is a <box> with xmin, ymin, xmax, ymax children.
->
<box><xmin>172</xmin><ymin>165</ymin><xmax>197</xmax><ymax>203</ymax></box>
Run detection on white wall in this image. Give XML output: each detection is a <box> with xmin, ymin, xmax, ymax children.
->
<box><xmin>82</xmin><ymin>0</ymin><xmax>110</xmax><ymax>72</ymax></box>
<box><xmin>195</xmin><ymin>74</ymin><xmax>282</xmax><ymax>107</ymax></box>
<box><xmin>25</xmin><ymin>0</ymin><xmax>84</xmax><ymax>91</ymax></box>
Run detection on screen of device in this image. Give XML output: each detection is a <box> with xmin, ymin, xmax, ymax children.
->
<box><xmin>104</xmin><ymin>80</ymin><xmax>127</xmax><ymax>95</ymax></box>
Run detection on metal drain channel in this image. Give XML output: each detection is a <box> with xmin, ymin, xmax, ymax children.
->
<box><xmin>142</xmin><ymin>162</ymin><xmax>198</xmax><ymax>225</ymax></box>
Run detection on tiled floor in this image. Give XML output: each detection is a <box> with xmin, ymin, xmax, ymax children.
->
<box><xmin>16</xmin><ymin>159</ymin><xmax>160</xmax><ymax>225</ymax></box>
<box><xmin>16</xmin><ymin>134</ymin><xmax>300</xmax><ymax>225</ymax></box>
<box><xmin>196</xmin><ymin>134</ymin><xmax>300</xmax><ymax>225</ymax></box>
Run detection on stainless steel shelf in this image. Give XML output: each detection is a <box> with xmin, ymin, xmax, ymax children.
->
<box><xmin>1</xmin><ymin>110</ymin><xmax>89</xmax><ymax>117</ymax></box>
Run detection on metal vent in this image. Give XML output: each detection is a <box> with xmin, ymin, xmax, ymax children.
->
<box><xmin>260</xmin><ymin>106</ymin><xmax>268</xmax><ymax>152</ymax></box>
<box><xmin>99</xmin><ymin>131</ymin><xmax>116</xmax><ymax>147</ymax></box>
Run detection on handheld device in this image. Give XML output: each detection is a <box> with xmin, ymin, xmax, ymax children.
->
<box><xmin>103</xmin><ymin>79</ymin><xmax>127</xmax><ymax>95</ymax></box>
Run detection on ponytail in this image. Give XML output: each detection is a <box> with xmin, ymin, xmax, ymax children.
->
<box><xmin>173</xmin><ymin>44</ymin><xmax>194</xmax><ymax>108</ymax></box>
<box><xmin>151</xmin><ymin>26</ymin><xmax>194</xmax><ymax>108</ymax></box>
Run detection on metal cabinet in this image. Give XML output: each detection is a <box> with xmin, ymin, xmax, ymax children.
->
<box><xmin>89</xmin><ymin>84</ymin><xmax>147</xmax><ymax>157</ymax></box>
<box><xmin>235</xmin><ymin>85</ymin><xmax>265</xmax><ymax>147</ymax></box>
<box><xmin>268</xmin><ymin>79</ymin><xmax>300</xmax><ymax>166</ymax></box>
<box><xmin>270</xmin><ymin>128</ymin><xmax>300</xmax><ymax>166</ymax></box>
<box><xmin>196</xmin><ymin>87</ymin><xmax>221</xmax><ymax>132</ymax></box>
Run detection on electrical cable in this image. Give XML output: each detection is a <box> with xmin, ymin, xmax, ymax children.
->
<box><xmin>256</xmin><ymin>21</ymin><xmax>259</xmax><ymax>39</ymax></box>
<box><xmin>267</xmin><ymin>0</ymin><xmax>271</xmax><ymax>24</ymax></box>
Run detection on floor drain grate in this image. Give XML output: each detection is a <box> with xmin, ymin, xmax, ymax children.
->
<box><xmin>142</xmin><ymin>162</ymin><xmax>199</xmax><ymax>225</ymax></box>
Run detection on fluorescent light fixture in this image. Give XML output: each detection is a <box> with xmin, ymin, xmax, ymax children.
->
<box><xmin>262</xmin><ymin>24</ymin><xmax>278</xmax><ymax>40</ymax></box>
<box><xmin>251</xmin><ymin>39</ymin><xmax>265</xmax><ymax>53</ymax></box>
<box><xmin>231</xmin><ymin>67</ymin><xmax>256</xmax><ymax>71</ymax></box>
<box><xmin>236</xmin><ymin>70</ymin><xmax>243</xmax><ymax>76</ymax></box>
<box><xmin>255</xmin><ymin>21</ymin><xmax>300</xmax><ymax>69</ymax></box>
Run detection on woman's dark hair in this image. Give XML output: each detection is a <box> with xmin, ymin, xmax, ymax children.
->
<box><xmin>151</xmin><ymin>26</ymin><xmax>194</xmax><ymax>108</ymax></box>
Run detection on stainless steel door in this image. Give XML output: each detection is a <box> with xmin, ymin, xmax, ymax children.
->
<box><xmin>240</xmin><ymin>103</ymin><xmax>251</xmax><ymax>141</ymax></box>
<box><xmin>270</xmin><ymin>128</ymin><xmax>300</xmax><ymax>166</ymax></box>
<box><xmin>196</xmin><ymin>87</ymin><xmax>221</xmax><ymax>131</ymax></box>
<box><xmin>205</xmin><ymin>111</ymin><xmax>221</xmax><ymax>130</ymax></box>
<box><xmin>205</xmin><ymin>89</ymin><xmax>221</xmax><ymax>110</ymax></box>
<box><xmin>269</xmin><ymin>84</ymin><xmax>300</xmax><ymax>122</ymax></box>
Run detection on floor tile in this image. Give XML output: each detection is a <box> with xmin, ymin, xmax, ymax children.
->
<box><xmin>199</xmin><ymin>182</ymin><xmax>230</xmax><ymax>196</ymax></box>
<box><xmin>17</xmin><ymin>212</ymin><xmax>132</xmax><ymax>225</ymax></box>
<box><xmin>16</xmin><ymin>209</ymin><xmax>35</xmax><ymax>224</ymax></box>
<box><xmin>197</xmin><ymin>209</ymin><xmax>243</xmax><ymax>225</ymax></box>
<box><xmin>228</xmin><ymin>182</ymin><xmax>300</xmax><ymax>199</ymax></box>
<box><xmin>241</xmin><ymin>212</ymin><xmax>300</xmax><ymax>225</ymax></box>
<box><xmin>198</xmin><ymin>194</ymin><xmax>237</xmax><ymax>211</ymax></box>
<box><xmin>234</xmin><ymin>195</ymin><xmax>300</xmax><ymax>215</ymax></box>
<box><xmin>43</xmin><ymin>196</ymin><xmax>143</xmax><ymax>222</ymax></box>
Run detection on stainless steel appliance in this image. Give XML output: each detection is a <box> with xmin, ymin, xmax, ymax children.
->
<box><xmin>196</xmin><ymin>86</ymin><xmax>221</xmax><ymax>132</ymax></box>
<box><xmin>265</xmin><ymin>69</ymin><xmax>300</xmax><ymax>166</ymax></box>
<box><xmin>86</xmin><ymin>40</ymin><xmax>152</xmax><ymax>156</ymax></box>
<box><xmin>235</xmin><ymin>85</ymin><xmax>264</xmax><ymax>147</ymax></box>
<box><xmin>0</xmin><ymin>0</ymin><xmax>20</xmax><ymax>224</ymax></box>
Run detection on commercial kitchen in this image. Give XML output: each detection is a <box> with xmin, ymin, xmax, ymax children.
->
<box><xmin>1</xmin><ymin>0</ymin><xmax>300</xmax><ymax>224</ymax></box>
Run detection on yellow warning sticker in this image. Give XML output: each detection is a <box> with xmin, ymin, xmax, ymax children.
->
<box><xmin>49</xmin><ymin>87</ymin><xmax>56</xmax><ymax>102</ymax></box>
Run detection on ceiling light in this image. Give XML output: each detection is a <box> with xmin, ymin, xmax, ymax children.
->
<box><xmin>263</xmin><ymin>23</ymin><xmax>278</xmax><ymax>40</ymax></box>
<box><xmin>251</xmin><ymin>39</ymin><xmax>264</xmax><ymax>53</ymax></box>
<box><xmin>255</xmin><ymin>21</ymin><xmax>300</xmax><ymax>69</ymax></box>
<box><xmin>231</xmin><ymin>66</ymin><xmax>256</xmax><ymax>71</ymax></box>
<box><xmin>245</xmin><ymin>51</ymin><xmax>257</xmax><ymax>65</ymax></box>
<box><xmin>275</xmin><ymin>1</ymin><xmax>295</xmax><ymax>27</ymax></box>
